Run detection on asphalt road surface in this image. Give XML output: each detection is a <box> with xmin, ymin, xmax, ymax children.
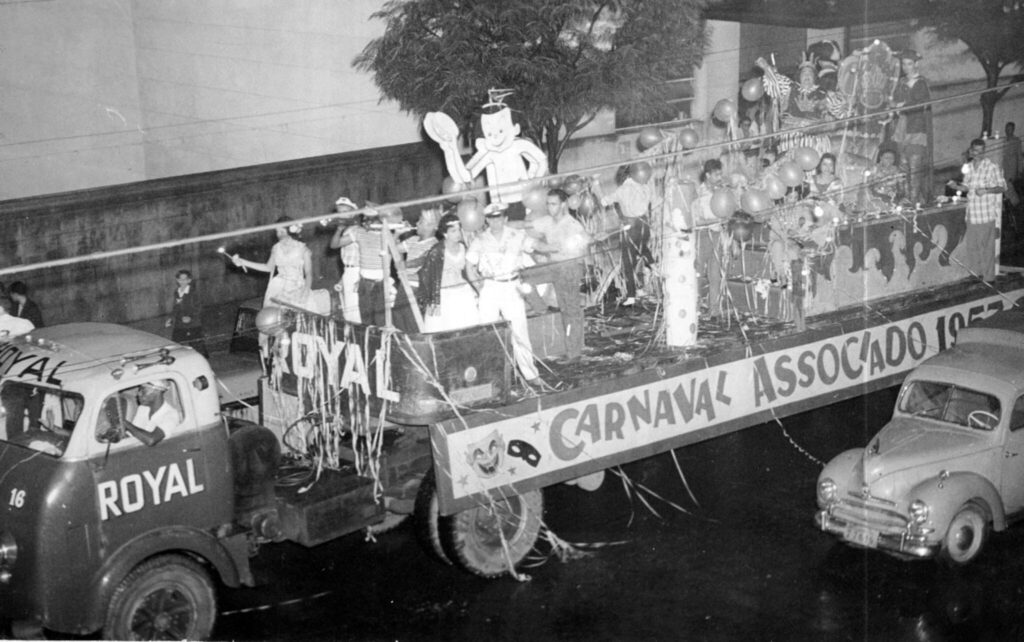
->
<box><xmin>212</xmin><ymin>384</ymin><xmax>1024</xmax><ymax>641</ymax></box>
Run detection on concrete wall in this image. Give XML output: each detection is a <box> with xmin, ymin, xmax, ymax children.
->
<box><xmin>0</xmin><ymin>142</ymin><xmax>444</xmax><ymax>344</ymax></box>
<box><xmin>0</xmin><ymin>0</ymin><xmax>422</xmax><ymax>200</ymax></box>
<box><xmin>0</xmin><ymin>0</ymin><xmax>147</xmax><ymax>198</ymax></box>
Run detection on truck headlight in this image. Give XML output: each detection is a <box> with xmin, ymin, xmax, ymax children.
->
<box><xmin>909</xmin><ymin>499</ymin><xmax>930</xmax><ymax>525</ymax></box>
<box><xmin>818</xmin><ymin>478</ymin><xmax>838</xmax><ymax>503</ymax></box>
<box><xmin>0</xmin><ymin>531</ymin><xmax>17</xmax><ymax>566</ymax></box>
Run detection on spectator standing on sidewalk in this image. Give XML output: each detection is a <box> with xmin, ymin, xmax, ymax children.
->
<box><xmin>9</xmin><ymin>281</ymin><xmax>43</xmax><ymax>328</ymax></box>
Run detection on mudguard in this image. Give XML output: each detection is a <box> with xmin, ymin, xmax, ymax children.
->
<box><xmin>54</xmin><ymin>525</ymin><xmax>251</xmax><ymax>635</ymax></box>
<box><xmin>910</xmin><ymin>472</ymin><xmax>1006</xmax><ymax>537</ymax></box>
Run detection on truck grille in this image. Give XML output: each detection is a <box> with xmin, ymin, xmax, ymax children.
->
<box><xmin>830</xmin><ymin>495</ymin><xmax>909</xmax><ymax>534</ymax></box>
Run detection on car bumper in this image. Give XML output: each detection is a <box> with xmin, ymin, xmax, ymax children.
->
<box><xmin>815</xmin><ymin>509</ymin><xmax>939</xmax><ymax>558</ymax></box>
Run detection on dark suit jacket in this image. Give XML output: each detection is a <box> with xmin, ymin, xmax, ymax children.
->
<box><xmin>16</xmin><ymin>299</ymin><xmax>43</xmax><ymax>328</ymax></box>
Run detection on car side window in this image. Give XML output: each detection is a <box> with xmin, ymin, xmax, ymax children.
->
<box><xmin>1011</xmin><ymin>396</ymin><xmax>1024</xmax><ymax>432</ymax></box>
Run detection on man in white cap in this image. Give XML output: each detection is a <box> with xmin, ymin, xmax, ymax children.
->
<box><xmin>466</xmin><ymin>203</ymin><xmax>541</xmax><ymax>384</ymax></box>
<box><xmin>126</xmin><ymin>380</ymin><xmax>181</xmax><ymax>441</ymax></box>
<box><xmin>329</xmin><ymin>197</ymin><xmax>363</xmax><ymax>323</ymax></box>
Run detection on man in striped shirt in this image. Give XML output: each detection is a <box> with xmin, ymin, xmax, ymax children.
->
<box><xmin>950</xmin><ymin>138</ymin><xmax>1006</xmax><ymax>283</ymax></box>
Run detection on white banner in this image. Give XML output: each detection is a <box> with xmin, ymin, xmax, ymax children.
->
<box><xmin>439</xmin><ymin>290</ymin><xmax>1021</xmax><ymax>503</ymax></box>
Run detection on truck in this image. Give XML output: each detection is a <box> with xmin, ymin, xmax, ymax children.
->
<box><xmin>0</xmin><ymin>320</ymin><xmax>526</xmax><ymax>639</ymax></box>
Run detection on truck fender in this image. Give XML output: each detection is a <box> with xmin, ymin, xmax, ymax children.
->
<box><xmin>909</xmin><ymin>472</ymin><xmax>1006</xmax><ymax>535</ymax></box>
<box><xmin>76</xmin><ymin>525</ymin><xmax>252</xmax><ymax>634</ymax></box>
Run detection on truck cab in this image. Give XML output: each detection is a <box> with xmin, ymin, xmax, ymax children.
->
<box><xmin>0</xmin><ymin>323</ymin><xmax>249</xmax><ymax>639</ymax></box>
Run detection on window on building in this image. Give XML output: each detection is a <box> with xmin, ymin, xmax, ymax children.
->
<box><xmin>615</xmin><ymin>76</ymin><xmax>695</xmax><ymax>130</ymax></box>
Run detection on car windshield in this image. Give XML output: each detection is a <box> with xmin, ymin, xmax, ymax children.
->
<box><xmin>898</xmin><ymin>380</ymin><xmax>1001</xmax><ymax>430</ymax></box>
<box><xmin>0</xmin><ymin>381</ymin><xmax>84</xmax><ymax>456</ymax></box>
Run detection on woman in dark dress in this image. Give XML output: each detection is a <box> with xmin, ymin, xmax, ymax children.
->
<box><xmin>167</xmin><ymin>269</ymin><xmax>208</xmax><ymax>357</ymax></box>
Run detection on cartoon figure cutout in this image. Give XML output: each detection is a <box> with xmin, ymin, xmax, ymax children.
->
<box><xmin>425</xmin><ymin>89</ymin><xmax>548</xmax><ymax>209</ymax></box>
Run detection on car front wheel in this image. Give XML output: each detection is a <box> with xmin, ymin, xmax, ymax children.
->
<box><xmin>939</xmin><ymin>501</ymin><xmax>989</xmax><ymax>566</ymax></box>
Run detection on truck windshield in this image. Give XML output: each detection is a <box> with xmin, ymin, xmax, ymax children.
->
<box><xmin>0</xmin><ymin>381</ymin><xmax>84</xmax><ymax>456</ymax></box>
<box><xmin>898</xmin><ymin>380</ymin><xmax>1001</xmax><ymax>431</ymax></box>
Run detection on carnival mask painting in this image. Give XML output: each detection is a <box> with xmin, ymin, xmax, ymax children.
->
<box><xmin>466</xmin><ymin>430</ymin><xmax>505</xmax><ymax>478</ymax></box>
<box><xmin>507</xmin><ymin>439</ymin><xmax>541</xmax><ymax>468</ymax></box>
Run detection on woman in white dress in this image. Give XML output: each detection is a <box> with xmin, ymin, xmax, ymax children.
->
<box><xmin>231</xmin><ymin>217</ymin><xmax>313</xmax><ymax>310</ymax></box>
<box><xmin>417</xmin><ymin>213</ymin><xmax>480</xmax><ymax>333</ymax></box>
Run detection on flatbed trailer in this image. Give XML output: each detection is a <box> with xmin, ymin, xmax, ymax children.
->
<box><xmin>259</xmin><ymin>199</ymin><xmax>1024</xmax><ymax>580</ymax></box>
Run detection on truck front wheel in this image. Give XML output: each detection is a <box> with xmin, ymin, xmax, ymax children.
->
<box><xmin>103</xmin><ymin>554</ymin><xmax>216</xmax><ymax>641</ymax></box>
<box><xmin>440</xmin><ymin>489</ymin><xmax>543</xmax><ymax>578</ymax></box>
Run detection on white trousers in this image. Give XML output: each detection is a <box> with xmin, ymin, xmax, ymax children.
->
<box><xmin>341</xmin><ymin>268</ymin><xmax>361</xmax><ymax>323</ymax></box>
<box><xmin>477</xmin><ymin>280</ymin><xmax>538</xmax><ymax>381</ymax></box>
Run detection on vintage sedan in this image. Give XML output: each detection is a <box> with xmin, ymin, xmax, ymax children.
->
<box><xmin>815</xmin><ymin>309</ymin><xmax>1024</xmax><ymax>565</ymax></box>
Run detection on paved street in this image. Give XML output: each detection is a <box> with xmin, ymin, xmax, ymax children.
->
<box><xmin>213</xmin><ymin>384</ymin><xmax>1024</xmax><ymax>641</ymax></box>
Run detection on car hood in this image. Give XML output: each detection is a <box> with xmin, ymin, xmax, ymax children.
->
<box><xmin>862</xmin><ymin>417</ymin><xmax>995</xmax><ymax>486</ymax></box>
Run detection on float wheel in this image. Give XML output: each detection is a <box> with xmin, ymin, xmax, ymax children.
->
<box><xmin>413</xmin><ymin>469</ymin><xmax>451</xmax><ymax>565</ymax></box>
<box><xmin>440</xmin><ymin>489</ymin><xmax>543</xmax><ymax>578</ymax></box>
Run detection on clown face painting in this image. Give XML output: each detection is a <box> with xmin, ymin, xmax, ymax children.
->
<box><xmin>465</xmin><ymin>429</ymin><xmax>505</xmax><ymax>478</ymax></box>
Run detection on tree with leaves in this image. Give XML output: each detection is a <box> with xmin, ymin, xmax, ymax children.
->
<box><xmin>914</xmin><ymin>0</ymin><xmax>1024</xmax><ymax>135</ymax></box>
<box><xmin>354</xmin><ymin>0</ymin><xmax>708</xmax><ymax>172</ymax></box>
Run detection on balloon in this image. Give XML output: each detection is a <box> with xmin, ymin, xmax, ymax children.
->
<box><xmin>741</xmin><ymin>77</ymin><xmax>764</xmax><ymax>102</ymax></box>
<box><xmin>522</xmin><ymin>186</ymin><xmax>548</xmax><ymax>213</ymax></box>
<box><xmin>741</xmin><ymin>188</ymin><xmax>770</xmax><ymax>214</ymax></box>
<box><xmin>255</xmin><ymin>306</ymin><xmax>286</xmax><ymax>336</ymax></box>
<box><xmin>441</xmin><ymin>176</ymin><xmax>466</xmax><ymax>195</ymax></box>
<box><xmin>709</xmin><ymin>188</ymin><xmax>737</xmax><ymax>219</ymax></box>
<box><xmin>764</xmin><ymin>174</ymin><xmax>787</xmax><ymax>200</ymax></box>
<box><xmin>631</xmin><ymin>161</ymin><xmax>653</xmax><ymax>185</ymax></box>
<box><xmin>778</xmin><ymin>161</ymin><xmax>805</xmax><ymax>188</ymax></box>
<box><xmin>713</xmin><ymin>99</ymin><xmax>736</xmax><ymax>122</ymax></box>
<box><xmin>794</xmin><ymin>146</ymin><xmax>820</xmax><ymax>171</ymax></box>
<box><xmin>577</xmin><ymin>192</ymin><xmax>598</xmax><ymax>218</ymax></box>
<box><xmin>567</xmin><ymin>193</ymin><xmax>581</xmax><ymax>210</ymax></box>
<box><xmin>562</xmin><ymin>175</ymin><xmax>583</xmax><ymax>194</ymax></box>
<box><xmin>457</xmin><ymin>199</ymin><xmax>484</xmax><ymax>232</ymax></box>
<box><xmin>637</xmin><ymin>127</ymin><xmax>662</xmax><ymax>150</ymax></box>
<box><xmin>678</xmin><ymin>128</ymin><xmax>700</xmax><ymax>149</ymax></box>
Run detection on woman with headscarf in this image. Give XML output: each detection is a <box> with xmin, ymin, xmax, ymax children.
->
<box><xmin>416</xmin><ymin>213</ymin><xmax>480</xmax><ymax>333</ymax></box>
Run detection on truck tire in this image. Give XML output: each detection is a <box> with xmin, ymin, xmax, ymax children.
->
<box><xmin>440</xmin><ymin>489</ymin><xmax>543</xmax><ymax>578</ymax></box>
<box><xmin>939</xmin><ymin>501</ymin><xmax>989</xmax><ymax>566</ymax></box>
<box><xmin>103</xmin><ymin>554</ymin><xmax>216</xmax><ymax>641</ymax></box>
<box><xmin>413</xmin><ymin>469</ymin><xmax>451</xmax><ymax>565</ymax></box>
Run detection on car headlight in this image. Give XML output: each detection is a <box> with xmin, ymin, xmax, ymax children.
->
<box><xmin>909</xmin><ymin>499</ymin><xmax>930</xmax><ymax>525</ymax></box>
<box><xmin>818</xmin><ymin>478</ymin><xmax>838</xmax><ymax>503</ymax></box>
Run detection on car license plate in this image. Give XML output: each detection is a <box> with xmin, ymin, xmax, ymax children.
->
<box><xmin>843</xmin><ymin>525</ymin><xmax>879</xmax><ymax>548</ymax></box>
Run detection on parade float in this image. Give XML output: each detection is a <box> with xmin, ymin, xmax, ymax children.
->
<box><xmin>247</xmin><ymin>39</ymin><xmax>1023</xmax><ymax>577</ymax></box>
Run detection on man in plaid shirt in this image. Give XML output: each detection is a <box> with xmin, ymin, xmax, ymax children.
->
<box><xmin>950</xmin><ymin>138</ymin><xmax>1006</xmax><ymax>283</ymax></box>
